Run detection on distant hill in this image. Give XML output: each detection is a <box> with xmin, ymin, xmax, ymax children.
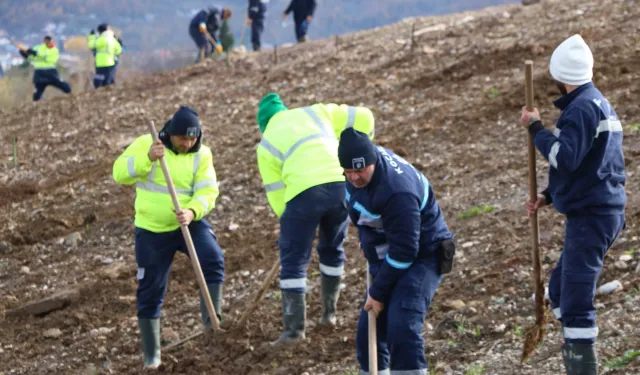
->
<box><xmin>0</xmin><ymin>0</ymin><xmax>516</xmax><ymax>53</ymax></box>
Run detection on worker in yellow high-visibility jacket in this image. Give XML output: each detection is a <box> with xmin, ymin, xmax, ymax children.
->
<box><xmin>112</xmin><ymin>106</ymin><xmax>224</xmax><ymax>369</ymax></box>
<box><xmin>256</xmin><ymin>92</ymin><xmax>375</xmax><ymax>345</ymax></box>
<box><xmin>16</xmin><ymin>35</ymin><xmax>71</xmax><ymax>101</ymax></box>
<box><xmin>88</xmin><ymin>23</ymin><xmax>122</xmax><ymax>88</ymax></box>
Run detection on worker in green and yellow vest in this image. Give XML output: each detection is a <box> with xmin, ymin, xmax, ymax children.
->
<box><xmin>88</xmin><ymin>23</ymin><xmax>122</xmax><ymax>88</ymax></box>
<box><xmin>16</xmin><ymin>35</ymin><xmax>71</xmax><ymax>102</ymax></box>
<box><xmin>112</xmin><ymin>106</ymin><xmax>225</xmax><ymax>369</ymax></box>
<box><xmin>256</xmin><ymin>92</ymin><xmax>375</xmax><ymax>345</ymax></box>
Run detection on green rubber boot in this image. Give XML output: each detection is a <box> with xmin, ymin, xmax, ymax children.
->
<box><xmin>562</xmin><ymin>343</ymin><xmax>598</xmax><ymax>375</ymax></box>
<box><xmin>320</xmin><ymin>275</ymin><xmax>341</xmax><ymax>326</ymax></box>
<box><xmin>200</xmin><ymin>283</ymin><xmax>223</xmax><ymax>329</ymax></box>
<box><xmin>138</xmin><ymin>318</ymin><xmax>161</xmax><ymax>369</ymax></box>
<box><xmin>271</xmin><ymin>291</ymin><xmax>306</xmax><ymax>346</ymax></box>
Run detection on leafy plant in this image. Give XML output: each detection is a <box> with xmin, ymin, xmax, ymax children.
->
<box><xmin>458</xmin><ymin>204</ymin><xmax>496</xmax><ymax>219</ymax></box>
<box><xmin>603</xmin><ymin>349</ymin><xmax>640</xmax><ymax>370</ymax></box>
<box><xmin>483</xmin><ymin>87</ymin><xmax>501</xmax><ymax>99</ymax></box>
<box><xmin>218</xmin><ymin>19</ymin><xmax>234</xmax><ymax>53</ymax></box>
<box><xmin>465</xmin><ymin>363</ymin><xmax>485</xmax><ymax>375</ymax></box>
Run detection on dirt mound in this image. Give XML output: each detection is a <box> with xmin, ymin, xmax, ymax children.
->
<box><xmin>1</xmin><ymin>0</ymin><xmax>640</xmax><ymax>374</ymax></box>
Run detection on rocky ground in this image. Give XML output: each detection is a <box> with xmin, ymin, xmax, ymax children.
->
<box><xmin>1</xmin><ymin>0</ymin><xmax>640</xmax><ymax>374</ymax></box>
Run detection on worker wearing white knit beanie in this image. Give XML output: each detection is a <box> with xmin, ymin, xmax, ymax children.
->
<box><xmin>549</xmin><ymin>34</ymin><xmax>594</xmax><ymax>86</ymax></box>
<box><xmin>520</xmin><ymin>34</ymin><xmax>626</xmax><ymax>375</ymax></box>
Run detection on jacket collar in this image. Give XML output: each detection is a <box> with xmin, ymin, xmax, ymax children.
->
<box><xmin>553</xmin><ymin>82</ymin><xmax>594</xmax><ymax>110</ymax></box>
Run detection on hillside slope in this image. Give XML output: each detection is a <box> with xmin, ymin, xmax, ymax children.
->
<box><xmin>1</xmin><ymin>0</ymin><xmax>639</xmax><ymax>374</ymax></box>
<box><xmin>0</xmin><ymin>0</ymin><xmax>515</xmax><ymax>52</ymax></box>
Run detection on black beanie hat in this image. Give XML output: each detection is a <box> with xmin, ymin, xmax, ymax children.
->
<box><xmin>338</xmin><ymin>128</ymin><xmax>377</xmax><ymax>169</ymax></box>
<box><xmin>167</xmin><ymin>106</ymin><xmax>201</xmax><ymax>137</ymax></box>
<box><xmin>97</xmin><ymin>23</ymin><xmax>108</xmax><ymax>33</ymax></box>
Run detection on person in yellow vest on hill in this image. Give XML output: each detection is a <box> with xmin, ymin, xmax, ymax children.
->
<box><xmin>87</xmin><ymin>29</ymin><xmax>97</xmax><ymax>57</ymax></box>
<box><xmin>256</xmin><ymin>92</ymin><xmax>375</xmax><ymax>345</ymax></box>
<box><xmin>112</xmin><ymin>106</ymin><xmax>225</xmax><ymax>369</ymax></box>
<box><xmin>88</xmin><ymin>23</ymin><xmax>122</xmax><ymax>88</ymax></box>
<box><xmin>16</xmin><ymin>35</ymin><xmax>71</xmax><ymax>102</ymax></box>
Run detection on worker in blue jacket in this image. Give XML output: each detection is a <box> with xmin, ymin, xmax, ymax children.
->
<box><xmin>522</xmin><ymin>34</ymin><xmax>626</xmax><ymax>375</ymax></box>
<box><xmin>338</xmin><ymin>128</ymin><xmax>455</xmax><ymax>375</ymax></box>
<box><xmin>247</xmin><ymin>0</ymin><xmax>268</xmax><ymax>51</ymax></box>
<box><xmin>282</xmin><ymin>0</ymin><xmax>316</xmax><ymax>43</ymax></box>
<box><xmin>189</xmin><ymin>6</ymin><xmax>232</xmax><ymax>61</ymax></box>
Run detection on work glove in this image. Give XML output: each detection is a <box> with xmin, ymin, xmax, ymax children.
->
<box><xmin>215</xmin><ymin>43</ymin><xmax>223</xmax><ymax>53</ymax></box>
<box><xmin>199</xmin><ymin>23</ymin><xmax>207</xmax><ymax>32</ymax></box>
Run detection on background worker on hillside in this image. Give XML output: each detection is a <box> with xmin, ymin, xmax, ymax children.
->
<box><xmin>189</xmin><ymin>6</ymin><xmax>232</xmax><ymax>62</ymax></box>
<box><xmin>256</xmin><ymin>93</ymin><xmax>375</xmax><ymax>345</ymax></box>
<box><xmin>522</xmin><ymin>34</ymin><xmax>626</xmax><ymax>375</ymax></box>
<box><xmin>88</xmin><ymin>23</ymin><xmax>122</xmax><ymax>88</ymax></box>
<box><xmin>112</xmin><ymin>106</ymin><xmax>225</xmax><ymax>369</ymax></box>
<box><xmin>87</xmin><ymin>29</ymin><xmax>97</xmax><ymax>57</ymax></box>
<box><xmin>247</xmin><ymin>0</ymin><xmax>268</xmax><ymax>51</ymax></box>
<box><xmin>338</xmin><ymin>128</ymin><xmax>454</xmax><ymax>375</ymax></box>
<box><xmin>282</xmin><ymin>0</ymin><xmax>316</xmax><ymax>43</ymax></box>
<box><xmin>15</xmin><ymin>35</ymin><xmax>71</xmax><ymax>102</ymax></box>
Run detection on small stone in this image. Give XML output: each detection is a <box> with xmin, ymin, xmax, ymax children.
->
<box><xmin>44</xmin><ymin>328</ymin><xmax>63</xmax><ymax>339</ymax></box>
<box><xmin>21</xmin><ymin>266</ymin><xmax>30</xmax><ymax>274</ymax></box>
<box><xmin>0</xmin><ymin>241</ymin><xmax>10</xmax><ymax>252</ymax></box>
<box><xmin>597</xmin><ymin>280</ymin><xmax>623</xmax><ymax>295</ymax></box>
<box><xmin>462</xmin><ymin>241</ymin><xmax>474</xmax><ymax>248</ymax></box>
<box><xmin>228</xmin><ymin>223</ymin><xmax>239</xmax><ymax>231</ymax></box>
<box><xmin>64</xmin><ymin>232</ymin><xmax>82</xmax><ymax>247</ymax></box>
<box><xmin>187</xmin><ymin>318</ymin><xmax>196</xmax><ymax>326</ymax></box>
<box><xmin>98</xmin><ymin>347</ymin><xmax>107</xmax><ymax>354</ymax></box>
<box><xmin>162</xmin><ymin>327</ymin><xmax>179</xmax><ymax>342</ymax></box>
<box><xmin>470</xmin><ymin>270</ymin><xmax>479</xmax><ymax>276</ymax></box>
<box><xmin>614</xmin><ymin>260</ymin><xmax>628</xmax><ymax>270</ymax></box>
<box><xmin>425</xmin><ymin>323</ymin><xmax>434</xmax><ymax>331</ymax></box>
<box><xmin>442</xmin><ymin>300</ymin><xmax>465</xmax><ymax>311</ymax></box>
<box><xmin>544</xmin><ymin>251</ymin><xmax>560</xmax><ymax>264</ymax></box>
<box><xmin>619</xmin><ymin>254</ymin><xmax>633</xmax><ymax>262</ymax></box>
<box><xmin>101</xmin><ymin>258</ymin><xmax>114</xmax><ymax>265</ymax></box>
<box><xmin>493</xmin><ymin>323</ymin><xmax>506</xmax><ymax>333</ymax></box>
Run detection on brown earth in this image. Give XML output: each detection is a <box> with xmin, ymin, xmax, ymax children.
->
<box><xmin>1</xmin><ymin>0</ymin><xmax>640</xmax><ymax>374</ymax></box>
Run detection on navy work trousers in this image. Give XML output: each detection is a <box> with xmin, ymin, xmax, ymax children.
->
<box><xmin>357</xmin><ymin>256</ymin><xmax>442</xmax><ymax>373</ymax></box>
<box><xmin>32</xmin><ymin>69</ymin><xmax>71</xmax><ymax>101</ymax></box>
<box><xmin>548</xmin><ymin>214</ymin><xmax>624</xmax><ymax>344</ymax></box>
<box><xmin>135</xmin><ymin>219</ymin><xmax>225</xmax><ymax>319</ymax></box>
<box><xmin>278</xmin><ymin>182</ymin><xmax>349</xmax><ymax>293</ymax></box>
<box><xmin>251</xmin><ymin>18</ymin><xmax>264</xmax><ymax>51</ymax></box>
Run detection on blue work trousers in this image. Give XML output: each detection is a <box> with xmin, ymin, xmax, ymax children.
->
<box><xmin>135</xmin><ymin>219</ymin><xmax>225</xmax><ymax>319</ymax></box>
<box><xmin>548</xmin><ymin>214</ymin><xmax>624</xmax><ymax>344</ymax></box>
<box><xmin>357</xmin><ymin>256</ymin><xmax>441</xmax><ymax>374</ymax></box>
<box><xmin>279</xmin><ymin>182</ymin><xmax>349</xmax><ymax>293</ymax></box>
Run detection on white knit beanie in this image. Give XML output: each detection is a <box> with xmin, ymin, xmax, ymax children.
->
<box><xmin>549</xmin><ymin>34</ymin><xmax>594</xmax><ymax>86</ymax></box>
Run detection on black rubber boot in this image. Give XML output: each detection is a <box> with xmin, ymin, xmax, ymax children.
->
<box><xmin>320</xmin><ymin>275</ymin><xmax>341</xmax><ymax>326</ymax></box>
<box><xmin>271</xmin><ymin>291</ymin><xmax>306</xmax><ymax>346</ymax></box>
<box><xmin>562</xmin><ymin>343</ymin><xmax>598</xmax><ymax>375</ymax></box>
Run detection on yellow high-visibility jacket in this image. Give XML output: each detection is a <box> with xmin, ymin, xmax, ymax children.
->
<box><xmin>257</xmin><ymin>104</ymin><xmax>375</xmax><ymax>217</ymax></box>
<box><xmin>27</xmin><ymin>44</ymin><xmax>59</xmax><ymax>69</ymax></box>
<box><xmin>89</xmin><ymin>30</ymin><xmax>122</xmax><ymax>68</ymax></box>
<box><xmin>113</xmin><ymin>134</ymin><xmax>219</xmax><ymax>233</ymax></box>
